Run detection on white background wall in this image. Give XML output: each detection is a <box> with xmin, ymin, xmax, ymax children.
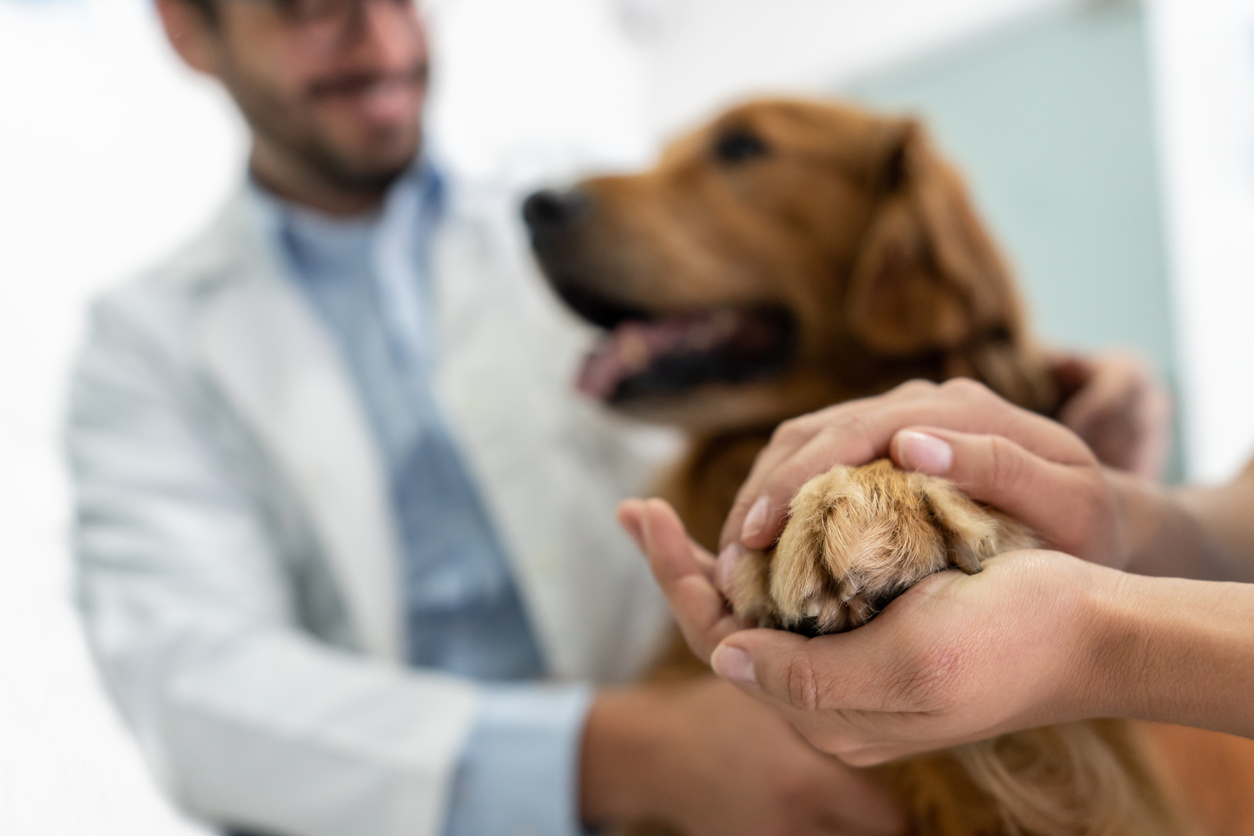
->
<box><xmin>635</xmin><ymin>0</ymin><xmax>1076</xmax><ymax>136</ymax></box>
<box><xmin>1145</xmin><ymin>0</ymin><xmax>1254</xmax><ymax>482</ymax></box>
<box><xmin>0</xmin><ymin>1</ymin><xmax>239</xmax><ymax>833</ymax></box>
<box><xmin>1</xmin><ymin>0</ymin><xmax>1234</xmax><ymax>832</ymax></box>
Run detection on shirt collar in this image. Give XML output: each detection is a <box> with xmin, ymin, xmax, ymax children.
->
<box><xmin>246</xmin><ymin>155</ymin><xmax>446</xmax><ymax>279</ymax></box>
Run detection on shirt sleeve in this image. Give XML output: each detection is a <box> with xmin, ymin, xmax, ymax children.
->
<box><xmin>443</xmin><ymin>684</ymin><xmax>595</xmax><ymax>836</ymax></box>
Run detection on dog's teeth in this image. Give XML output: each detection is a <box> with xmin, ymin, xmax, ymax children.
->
<box><xmin>805</xmin><ymin>599</ymin><xmax>822</xmax><ymax>618</ymax></box>
<box><xmin>837</xmin><ymin>579</ymin><xmax>857</xmax><ymax>602</ymax></box>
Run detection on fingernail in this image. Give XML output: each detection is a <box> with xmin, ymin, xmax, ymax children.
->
<box><xmin>712</xmin><ymin>645</ymin><xmax>757</xmax><ymax>687</ymax></box>
<box><xmin>716</xmin><ymin>542</ymin><xmax>745</xmax><ymax>594</ymax></box>
<box><xmin>742</xmin><ymin>496</ymin><xmax>770</xmax><ymax>541</ymax></box>
<box><xmin>897</xmin><ymin>431</ymin><xmax>953</xmax><ymax>475</ymax></box>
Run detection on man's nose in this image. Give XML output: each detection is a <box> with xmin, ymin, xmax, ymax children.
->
<box><xmin>522</xmin><ymin>189</ymin><xmax>591</xmax><ymax>232</ymax></box>
<box><xmin>349</xmin><ymin>0</ymin><xmax>426</xmax><ymax>66</ymax></box>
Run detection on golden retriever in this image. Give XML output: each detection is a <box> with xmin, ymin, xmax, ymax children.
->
<box><xmin>524</xmin><ymin>98</ymin><xmax>1253</xmax><ymax>836</ymax></box>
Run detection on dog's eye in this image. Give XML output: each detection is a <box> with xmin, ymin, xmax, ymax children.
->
<box><xmin>713</xmin><ymin>130</ymin><xmax>770</xmax><ymax>164</ymax></box>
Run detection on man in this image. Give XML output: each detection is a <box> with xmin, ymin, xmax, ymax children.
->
<box><xmin>66</xmin><ymin>1</ymin><xmax>905</xmax><ymax>834</ymax></box>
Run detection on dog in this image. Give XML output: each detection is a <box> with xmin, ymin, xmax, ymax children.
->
<box><xmin>524</xmin><ymin>98</ymin><xmax>1252</xmax><ymax>835</ymax></box>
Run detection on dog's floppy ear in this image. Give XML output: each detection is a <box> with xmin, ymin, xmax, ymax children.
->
<box><xmin>845</xmin><ymin>121</ymin><xmax>1023</xmax><ymax>356</ymax></box>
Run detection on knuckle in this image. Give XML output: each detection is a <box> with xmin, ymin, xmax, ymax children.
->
<box><xmin>728</xmin><ymin>493</ymin><xmax>754</xmax><ymax>521</ymax></box>
<box><xmin>941</xmin><ymin>377</ymin><xmax>989</xmax><ymax>401</ymax></box>
<box><xmin>1067</xmin><ymin>477</ymin><xmax>1115</xmax><ymax>555</ymax></box>
<box><xmin>786</xmin><ymin>654</ymin><xmax>821</xmax><ymax>711</ymax></box>
<box><xmin>985</xmin><ymin>435</ymin><xmax>1026</xmax><ymax>492</ymax></box>
<box><xmin>824</xmin><ymin>410</ymin><xmax>872</xmax><ymax>453</ymax></box>
<box><xmin>894</xmin><ymin>378</ymin><xmax>937</xmax><ymax>398</ymax></box>
<box><xmin>772</xmin><ymin>417</ymin><xmax>808</xmax><ymax>446</ymax></box>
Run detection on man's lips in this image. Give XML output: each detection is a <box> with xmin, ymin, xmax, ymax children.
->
<box><xmin>309</xmin><ymin>66</ymin><xmax>427</xmax><ymax>126</ymax></box>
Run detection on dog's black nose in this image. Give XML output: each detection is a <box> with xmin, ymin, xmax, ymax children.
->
<box><xmin>522</xmin><ymin>188</ymin><xmax>589</xmax><ymax>230</ymax></box>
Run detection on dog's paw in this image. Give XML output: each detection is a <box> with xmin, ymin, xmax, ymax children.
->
<box><xmin>727</xmin><ymin>460</ymin><xmax>1036</xmax><ymax>634</ymax></box>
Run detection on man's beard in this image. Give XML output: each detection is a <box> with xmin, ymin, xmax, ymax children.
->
<box><xmin>276</xmin><ymin>127</ymin><xmax>416</xmax><ymax>196</ymax></box>
<box><xmin>224</xmin><ymin>61</ymin><xmax>426</xmax><ymax>197</ymax></box>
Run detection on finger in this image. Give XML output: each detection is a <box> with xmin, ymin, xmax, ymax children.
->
<box><xmin>729</xmin><ymin>383</ymin><xmax>1091</xmax><ymax>551</ymax></box>
<box><xmin>711</xmin><ymin>628</ymin><xmax>908</xmax><ymax>714</ymax></box>
<box><xmin>642</xmin><ymin>498</ymin><xmax>716</xmax><ymax>578</ymax></box>
<box><xmin>617</xmin><ymin>499</ymin><xmax>646</xmax><ymax>550</ymax></box>
<box><xmin>1056</xmin><ymin>354</ymin><xmax>1172</xmax><ymax>479</ymax></box>
<box><xmin>1126</xmin><ymin>384</ymin><xmax>1172</xmax><ymax>480</ymax></box>
<box><xmin>737</xmin><ymin>424</ymin><xmax>886</xmax><ymax>550</ymax></box>
<box><xmin>1047</xmin><ymin>352</ymin><xmax>1094</xmax><ymax>403</ymax></box>
<box><xmin>640</xmin><ymin>499</ymin><xmax>741</xmax><ymax>661</ymax></box>
<box><xmin>719</xmin><ymin>380</ymin><xmax>945</xmax><ymax>549</ymax></box>
<box><xmin>892</xmin><ymin>427</ymin><xmax>1107</xmax><ymax>559</ymax></box>
<box><xmin>1057</xmin><ymin>355</ymin><xmax>1141</xmax><ymax>439</ymax></box>
<box><xmin>719</xmin><ymin>418</ymin><xmax>828</xmax><ymax>550</ymax></box>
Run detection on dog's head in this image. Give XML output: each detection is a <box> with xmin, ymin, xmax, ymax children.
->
<box><xmin>525</xmin><ymin>98</ymin><xmax>1043</xmax><ymax>432</ymax></box>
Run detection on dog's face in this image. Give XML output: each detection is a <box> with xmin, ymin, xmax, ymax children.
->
<box><xmin>525</xmin><ymin>99</ymin><xmax>1029</xmax><ymax>432</ymax></box>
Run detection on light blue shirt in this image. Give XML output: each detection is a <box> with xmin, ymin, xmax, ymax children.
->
<box><xmin>255</xmin><ymin>164</ymin><xmax>591</xmax><ymax>836</ymax></box>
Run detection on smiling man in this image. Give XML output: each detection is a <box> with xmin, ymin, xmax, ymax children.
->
<box><xmin>65</xmin><ymin>2</ymin><xmax>906</xmax><ymax>835</ymax></box>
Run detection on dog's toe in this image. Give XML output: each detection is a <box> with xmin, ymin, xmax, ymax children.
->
<box><xmin>733</xmin><ymin>460</ymin><xmax>1036</xmax><ymax>635</ymax></box>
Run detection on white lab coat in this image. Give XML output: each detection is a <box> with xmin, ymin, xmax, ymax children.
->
<box><xmin>66</xmin><ymin>176</ymin><xmax>676</xmax><ymax>836</ymax></box>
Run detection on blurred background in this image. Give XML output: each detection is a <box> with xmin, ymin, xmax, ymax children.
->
<box><xmin>3</xmin><ymin>0</ymin><xmax>1254</xmax><ymax>831</ymax></box>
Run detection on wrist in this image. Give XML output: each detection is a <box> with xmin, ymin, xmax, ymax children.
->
<box><xmin>1072</xmin><ymin>562</ymin><xmax>1151</xmax><ymax>721</ymax></box>
<box><xmin>1082</xmin><ymin>569</ymin><xmax>1254</xmax><ymax>735</ymax></box>
<box><xmin>1036</xmin><ymin>556</ymin><xmax>1130</xmax><ymax>725</ymax></box>
<box><xmin>1105</xmin><ymin>469</ymin><xmax>1196</xmax><ymax>576</ymax></box>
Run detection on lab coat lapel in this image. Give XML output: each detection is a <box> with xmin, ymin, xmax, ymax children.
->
<box><xmin>428</xmin><ymin>186</ymin><xmax>671</xmax><ymax>682</ymax></box>
<box><xmin>197</xmin><ymin>195</ymin><xmax>405</xmax><ymax>662</ymax></box>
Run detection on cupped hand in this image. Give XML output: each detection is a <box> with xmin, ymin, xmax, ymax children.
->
<box><xmin>717</xmin><ymin>378</ymin><xmax>1132</xmax><ymax>570</ymax></box>
<box><xmin>622</xmin><ymin>497</ymin><xmax>1115</xmax><ymax>766</ymax></box>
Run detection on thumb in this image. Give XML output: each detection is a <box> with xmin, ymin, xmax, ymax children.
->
<box><xmin>891</xmin><ymin>427</ymin><xmax>1103</xmax><ymax>558</ymax></box>
<box><xmin>711</xmin><ymin>629</ymin><xmax>896</xmax><ymax>713</ymax></box>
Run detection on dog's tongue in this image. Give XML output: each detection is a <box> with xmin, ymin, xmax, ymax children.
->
<box><xmin>577</xmin><ymin>312</ymin><xmax>740</xmax><ymax>399</ymax></box>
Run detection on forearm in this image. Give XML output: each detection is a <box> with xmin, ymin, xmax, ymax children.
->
<box><xmin>1088</xmin><ymin>569</ymin><xmax>1254</xmax><ymax>738</ymax></box>
<box><xmin>1172</xmin><ymin>461</ymin><xmax>1254</xmax><ymax>583</ymax></box>
<box><xmin>579</xmin><ymin>688</ymin><xmax>672</xmax><ymax>828</ymax></box>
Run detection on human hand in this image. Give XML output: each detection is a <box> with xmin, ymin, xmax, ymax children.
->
<box><xmin>1050</xmin><ymin>351</ymin><xmax>1172</xmax><ymax>481</ymax></box>
<box><xmin>622</xmin><ymin>498</ymin><xmax>1114</xmax><ymax>766</ymax></box>
<box><xmin>717</xmin><ymin>378</ymin><xmax>1131</xmax><ymax>569</ymax></box>
<box><xmin>581</xmin><ymin>676</ymin><xmax>905</xmax><ymax>835</ymax></box>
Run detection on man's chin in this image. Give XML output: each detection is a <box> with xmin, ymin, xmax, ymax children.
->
<box><xmin>327</xmin><ymin>157</ymin><xmax>416</xmax><ymax>195</ymax></box>
<box><xmin>305</xmin><ymin>129</ymin><xmax>423</xmax><ymax>194</ymax></box>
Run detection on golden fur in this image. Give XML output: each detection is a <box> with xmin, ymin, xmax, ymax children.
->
<box><xmin>525</xmin><ymin>97</ymin><xmax>1254</xmax><ymax>835</ymax></box>
<box><xmin>732</xmin><ymin>460</ymin><xmax>1182</xmax><ymax>836</ymax></box>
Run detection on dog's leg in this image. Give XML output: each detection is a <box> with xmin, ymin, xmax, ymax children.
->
<box><xmin>727</xmin><ymin>459</ymin><xmax>1035</xmax><ymax>635</ymax></box>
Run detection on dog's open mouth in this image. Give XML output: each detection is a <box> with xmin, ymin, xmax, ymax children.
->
<box><xmin>555</xmin><ymin>287</ymin><xmax>798</xmax><ymax>402</ymax></box>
